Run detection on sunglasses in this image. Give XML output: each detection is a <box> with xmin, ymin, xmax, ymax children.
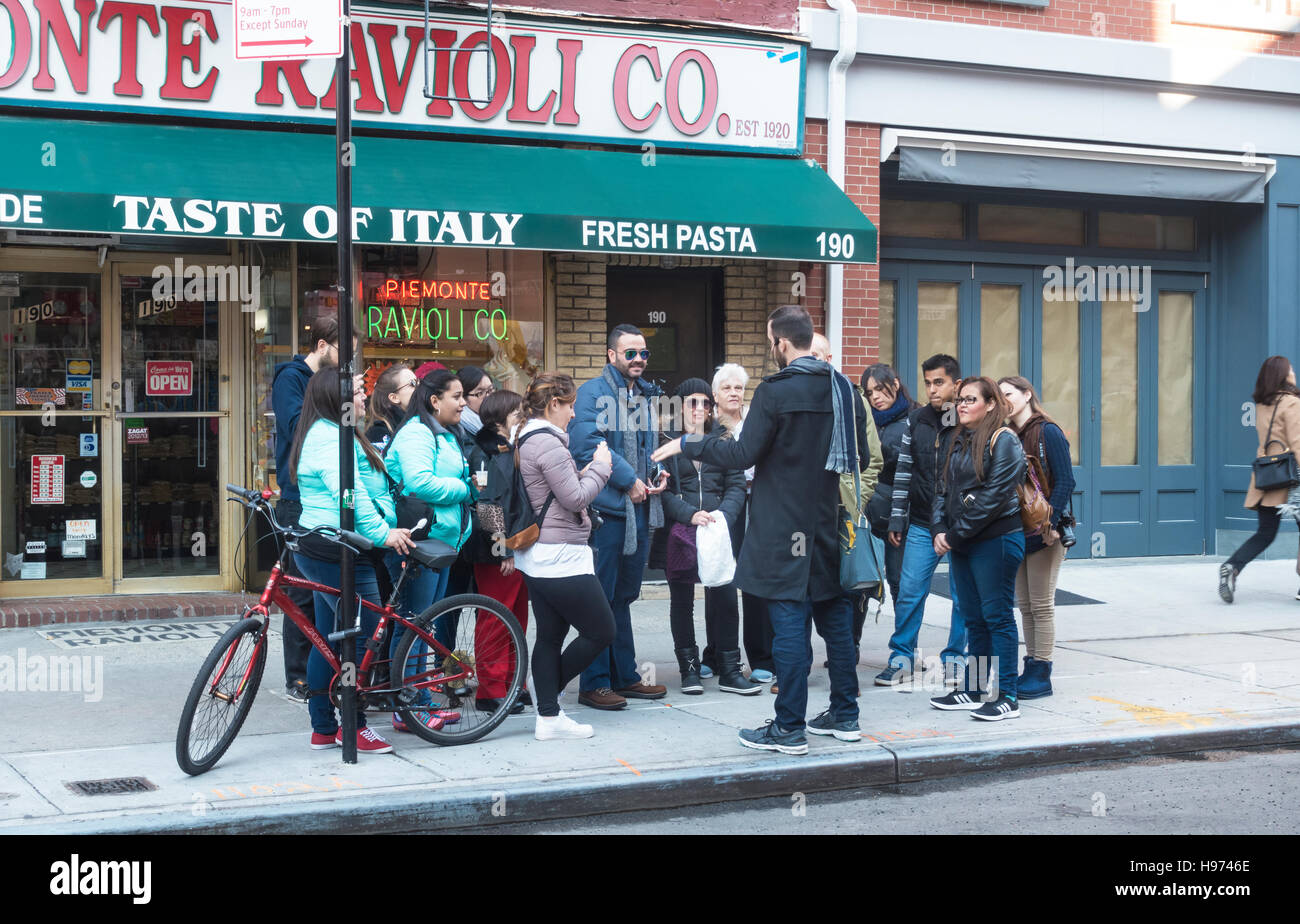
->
<box><xmin>620</xmin><ymin>349</ymin><xmax>650</xmax><ymax>361</ymax></box>
<box><xmin>685</xmin><ymin>397</ymin><xmax>713</xmax><ymax>409</ymax></box>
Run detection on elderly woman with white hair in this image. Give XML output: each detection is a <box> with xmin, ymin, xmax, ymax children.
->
<box><xmin>711</xmin><ymin>362</ymin><xmax>775</xmax><ymax>686</ymax></box>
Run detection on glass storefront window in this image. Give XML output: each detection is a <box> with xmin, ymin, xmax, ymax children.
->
<box><xmin>880</xmin><ymin>200</ymin><xmax>965</xmax><ymax>240</ymax></box>
<box><xmin>978</xmin><ymin>204</ymin><xmax>1085</xmax><ymax>247</ymax></box>
<box><xmin>0</xmin><ymin>272</ymin><xmax>104</xmax><ymax>585</ymax></box>
<box><xmin>298</xmin><ymin>245</ymin><xmax>545</xmax><ymax>399</ymax></box>
<box><xmin>979</xmin><ymin>284</ymin><xmax>1020</xmax><ymax>382</ymax></box>
<box><xmin>1158</xmin><ymin>292</ymin><xmax>1195</xmax><ymax>465</ymax></box>
<box><xmin>1098</xmin><ymin>212</ymin><xmax>1196</xmax><ymax>251</ymax></box>
<box><xmin>878</xmin><ymin>280</ymin><xmax>896</xmax><ymax>368</ymax></box>
<box><xmin>1040</xmin><ymin>291</ymin><xmax>1082</xmax><ymax>466</ymax></box>
<box><xmin>1101</xmin><ymin>296</ymin><xmax>1138</xmax><ymax>466</ymax></box>
<box><xmin>917</xmin><ymin>282</ymin><xmax>960</xmax><ymax>386</ymax></box>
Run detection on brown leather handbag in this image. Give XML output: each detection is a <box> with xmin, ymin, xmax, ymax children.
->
<box><xmin>992</xmin><ymin>428</ymin><xmax>1053</xmax><ymax>537</ymax></box>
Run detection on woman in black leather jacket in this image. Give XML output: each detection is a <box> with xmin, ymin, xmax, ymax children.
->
<box><xmin>929</xmin><ymin>376</ymin><xmax>1027</xmax><ymax>721</ymax></box>
<box><xmin>658</xmin><ymin>378</ymin><xmax>758</xmax><ymax>697</ymax></box>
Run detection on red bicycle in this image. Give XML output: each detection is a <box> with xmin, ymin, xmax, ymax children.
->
<box><xmin>175</xmin><ymin>485</ymin><xmax>527</xmax><ymax>776</ymax></box>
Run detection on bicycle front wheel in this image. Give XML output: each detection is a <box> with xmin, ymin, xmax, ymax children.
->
<box><xmin>392</xmin><ymin>593</ymin><xmax>527</xmax><ymax>745</ymax></box>
<box><xmin>176</xmin><ymin>616</ymin><xmax>268</xmax><ymax>776</ymax></box>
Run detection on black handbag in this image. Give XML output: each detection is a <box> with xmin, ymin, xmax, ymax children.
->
<box><xmin>1253</xmin><ymin>403</ymin><xmax>1300</xmax><ymax>491</ymax></box>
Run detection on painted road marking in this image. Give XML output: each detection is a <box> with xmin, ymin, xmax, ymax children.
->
<box><xmin>614</xmin><ymin>759</ymin><xmax>643</xmax><ymax>776</ymax></box>
<box><xmin>37</xmin><ymin>620</ymin><xmax>240</xmax><ymax>649</ymax></box>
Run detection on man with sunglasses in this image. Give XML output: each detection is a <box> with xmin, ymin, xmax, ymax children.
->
<box><xmin>270</xmin><ymin>315</ymin><xmax>356</xmax><ymax>701</ymax></box>
<box><xmin>568</xmin><ymin>324</ymin><xmax>671</xmax><ymax>710</ymax></box>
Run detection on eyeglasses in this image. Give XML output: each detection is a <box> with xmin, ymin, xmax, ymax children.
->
<box><xmin>620</xmin><ymin>349</ymin><xmax>650</xmax><ymax>361</ymax></box>
<box><xmin>469</xmin><ymin>385</ymin><xmax>495</xmax><ymax>399</ymax></box>
<box><xmin>395</xmin><ymin>380</ymin><xmax>416</xmax><ymax>392</ymax></box>
<box><xmin>956</xmin><ymin>395</ymin><xmax>982</xmax><ymax>406</ymax></box>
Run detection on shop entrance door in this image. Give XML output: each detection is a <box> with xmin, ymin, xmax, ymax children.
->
<box><xmin>605</xmin><ymin>267</ymin><xmax>724</xmax><ymax>396</ymax></box>
<box><xmin>109</xmin><ymin>264</ymin><xmax>231</xmax><ymax>589</ymax></box>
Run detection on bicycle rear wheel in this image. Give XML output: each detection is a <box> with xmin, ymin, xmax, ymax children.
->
<box><xmin>392</xmin><ymin>593</ymin><xmax>526</xmax><ymax>745</ymax></box>
<box><xmin>176</xmin><ymin>615</ymin><xmax>268</xmax><ymax>775</ymax></box>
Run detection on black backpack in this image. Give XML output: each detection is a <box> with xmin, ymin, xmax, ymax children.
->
<box><xmin>474</xmin><ymin>429</ymin><xmax>555</xmax><ymax>551</ymax></box>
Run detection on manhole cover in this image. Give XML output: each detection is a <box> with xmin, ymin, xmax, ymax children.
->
<box><xmin>65</xmin><ymin>777</ymin><xmax>158</xmax><ymax>796</ymax></box>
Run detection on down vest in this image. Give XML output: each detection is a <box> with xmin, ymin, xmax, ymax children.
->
<box><xmin>515</xmin><ymin>420</ymin><xmax>612</xmax><ymax>545</ymax></box>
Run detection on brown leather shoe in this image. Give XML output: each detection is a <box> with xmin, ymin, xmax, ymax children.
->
<box><xmin>770</xmin><ymin>683</ymin><xmax>779</xmax><ymax>694</ymax></box>
<box><xmin>616</xmin><ymin>681</ymin><xmax>667</xmax><ymax>700</ymax></box>
<box><xmin>578</xmin><ymin>687</ymin><xmax>627</xmax><ymax>710</ymax></box>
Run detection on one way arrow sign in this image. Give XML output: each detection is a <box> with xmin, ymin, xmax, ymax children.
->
<box><xmin>234</xmin><ymin>0</ymin><xmax>343</xmax><ymax>61</ymax></box>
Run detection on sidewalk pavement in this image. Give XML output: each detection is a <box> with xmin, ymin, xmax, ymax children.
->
<box><xmin>2</xmin><ymin>556</ymin><xmax>1299</xmax><ymax>834</ymax></box>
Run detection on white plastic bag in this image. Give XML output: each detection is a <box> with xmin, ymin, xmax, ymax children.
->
<box><xmin>696</xmin><ymin>514</ymin><xmax>736</xmax><ymax>588</ymax></box>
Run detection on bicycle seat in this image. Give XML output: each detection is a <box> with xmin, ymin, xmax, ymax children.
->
<box><xmin>408</xmin><ymin>538</ymin><xmax>459</xmax><ymax>570</ymax></box>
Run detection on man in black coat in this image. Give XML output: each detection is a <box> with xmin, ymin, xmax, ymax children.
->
<box><xmin>653</xmin><ymin>306</ymin><xmax>870</xmax><ymax>755</ymax></box>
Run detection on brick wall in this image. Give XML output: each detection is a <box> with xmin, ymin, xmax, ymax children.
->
<box><xmin>489</xmin><ymin>0</ymin><xmax>801</xmax><ymax>31</ymax></box>
<box><xmin>801</xmin><ymin>1</ymin><xmax>1300</xmax><ymax>56</ymax></box>
<box><xmin>801</xmin><ymin>118</ymin><xmax>881</xmax><ymax>382</ymax></box>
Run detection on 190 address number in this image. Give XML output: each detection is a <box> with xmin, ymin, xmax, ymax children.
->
<box><xmin>816</xmin><ymin>232</ymin><xmax>855</xmax><ymax>259</ymax></box>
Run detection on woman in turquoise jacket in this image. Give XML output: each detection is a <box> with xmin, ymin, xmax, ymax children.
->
<box><xmin>289</xmin><ymin>369</ymin><xmax>414</xmax><ymax>755</ymax></box>
<box><xmin>384</xmin><ymin>369</ymin><xmax>474</xmax><ymax>729</ymax></box>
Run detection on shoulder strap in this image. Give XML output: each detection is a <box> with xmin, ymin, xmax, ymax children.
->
<box><xmin>1263</xmin><ymin>401</ymin><xmax>1287</xmax><ymax>452</ymax></box>
<box><xmin>513</xmin><ymin>427</ymin><xmax>559</xmax><ymax>525</ymax></box>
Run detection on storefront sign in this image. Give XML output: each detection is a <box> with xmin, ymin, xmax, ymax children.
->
<box><xmin>15</xmin><ymin>387</ymin><xmax>65</xmax><ymax>406</ymax></box>
<box><xmin>79</xmin><ymin>434</ymin><xmax>98</xmax><ymax>458</ymax></box>
<box><xmin>144</xmin><ymin>360</ymin><xmax>193</xmax><ymax>396</ymax></box>
<box><xmin>31</xmin><ymin>455</ymin><xmax>64</xmax><ymax>504</ymax></box>
<box><xmin>234</xmin><ymin>0</ymin><xmax>344</xmax><ymax>61</ymax></box>
<box><xmin>0</xmin><ymin>1</ymin><xmax>803</xmax><ymax>154</ymax></box>
<box><xmin>66</xmin><ymin>519</ymin><xmax>97</xmax><ymax>541</ymax></box>
<box><xmin>22</xmin><ymin>542</ymin><xmax>46</xmax><ymax>580</ymax></box>
<box><xmin>126</xmin><ymin>427</ymin><xmax>151</xmax><ymax>445</ymax></box>
<box><xmin>66</xmin><ymin>359</ymin><xmax>93</xmax><ymax>394</ymax></box>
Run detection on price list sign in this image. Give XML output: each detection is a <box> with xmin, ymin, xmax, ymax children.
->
<box><xmin>31</xmin><ymin>455</ymin><xmax>65</xmax><ymax>505</ymax></box>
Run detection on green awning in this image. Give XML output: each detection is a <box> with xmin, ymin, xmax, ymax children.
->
<box><xmin>0</xmin><ymin>115</ymin><xmax>875</xmax><ymax>263</ymax></box>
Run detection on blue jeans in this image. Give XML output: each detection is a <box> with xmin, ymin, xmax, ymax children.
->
<box><xmin>768</xmin><ymin>595</ymin><xmax>858</xmax><ymax>732</ymax></box>
<box><xmin>385</xmin><ymin>552</ymin><xmax>450</xmax><ymax>706</ymax></box>
<box><xmin>581</xmin><ymin>504</ymin><xmax>648</xmax><ymax>692</ymax></box>
<box><xmin>948</xmin><ymin>531</ymin><xmax>1025</xmax><ymax>699</ymax></box>
<box><xmin>295</xmin><ymin>552</ymin><xmax>382</xmax><ymax>735</ymax></box>
<box><xmin>888</xmin><ymin>525</ymin><xmax>968</xmax><ymax>669</ymax></box>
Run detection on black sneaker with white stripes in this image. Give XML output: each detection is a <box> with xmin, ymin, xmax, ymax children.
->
<box><xmin>972</xmin><ymin>694</ymin><xmax>1020</xmax><ymax>721</ymax></box>
<box><xmin>929</xmin><ymin>690</ymin><xmax>981</xmax><ymax>711</ymax></box>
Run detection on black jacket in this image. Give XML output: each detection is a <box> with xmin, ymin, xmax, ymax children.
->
<box><xmin>931</xmin><ymin>428</ymin><xmax>1026</xmax><ymax>552</ymax></box>
<box><xmin>270</xmin><ymin>356</ymin><xmax>313</xmax><ymax>502</ymax></box>
<box><xmin>682</xmin><ymin>362</ymin><xmax>869</xmax><ymax>602</ymax></box>
<box><xmin>661</xmin><ymin>430</ymin><xmax>747</xmax><ymax>527</ymax></box>
<box><xmin>463</xmin><ymin>427</ymin><xmax>510</xmax><ymax>564</ymax></box>
<box><xmin>888</xmin><ymin>403</ymin><xmax>956</xmax><ymax>535</ymax></box>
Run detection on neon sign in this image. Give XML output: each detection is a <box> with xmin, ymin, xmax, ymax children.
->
<box><xmin>366</xmin><ymin>305</ymin><xmax>509</xmax><ymax>342</ymax></box>
<box><xmin>382</xmin><ymin>279</ymin><xmax>491</xmax><ymax>301</ymax></box>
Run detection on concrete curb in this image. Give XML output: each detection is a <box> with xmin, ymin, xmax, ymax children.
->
<box><xmin>14</xmin><ymin>719</ymin><xmax>1300</xmax><ymax>834</ymax></box>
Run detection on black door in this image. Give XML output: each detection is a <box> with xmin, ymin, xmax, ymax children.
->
<box><xmin>605</xmin><ymin>267</ymin><xmax>723</xmax><ymax>397</ymax></box>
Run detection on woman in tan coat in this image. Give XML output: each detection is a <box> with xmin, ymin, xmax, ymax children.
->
<box><xmin>1220</xmin><ymin>356</ymin><xmax>1300</xmax><ymax>603</ymax></box>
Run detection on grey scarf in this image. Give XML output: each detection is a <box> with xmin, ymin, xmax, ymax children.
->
<box><xmin>786</xmin><ymin>356</ymin><xmax>856</xmax><ymax>474</ymax></box>
<box><xmin>601</xmin><ymin>364</ymin><xmax>665</xmax><ymax>553</ymax></box>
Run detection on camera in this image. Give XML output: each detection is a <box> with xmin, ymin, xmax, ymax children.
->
<box><xmin>588</xmin><ymin>506</ymin><xmax>605</xmax><ymax>532</ymax></box>
<box><xmin>1058</xmin><ymin>511</ymin><xmax>1077</xmax><ymax>549</ymax></box>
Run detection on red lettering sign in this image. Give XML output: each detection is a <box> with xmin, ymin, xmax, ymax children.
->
<box><xmin>145</xmin><ymin>359</ymin><xmax>192</xmax><ymax>396</ymax></box>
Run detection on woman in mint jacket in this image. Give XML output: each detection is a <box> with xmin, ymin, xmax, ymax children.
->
<box><xmin>384</xmin><ymin>369</ymin><xmax>474</xmax><ymax>729</ymax></box>
<box><xmin>289</xmin><ymin>370</ymin><xmax>414</xmax><ymax>755</ymax></box>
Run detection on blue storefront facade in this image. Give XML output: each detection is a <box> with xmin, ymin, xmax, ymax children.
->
<box><xmin>804</xmin><ymin>4</ymin><xmax>1300</xmax><ymax>560</ymax></box>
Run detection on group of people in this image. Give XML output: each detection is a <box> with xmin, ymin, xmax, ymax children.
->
<box><xmin>270</xmin><ymin>305</ymin><xmax>1081</xmax><ymax>756</ymax></box>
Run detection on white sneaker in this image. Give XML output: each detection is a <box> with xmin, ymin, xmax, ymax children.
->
<box><xmin>535</xmin><ymin>710</ymin><xmax>594</xmax><ymax>740</ymax></box>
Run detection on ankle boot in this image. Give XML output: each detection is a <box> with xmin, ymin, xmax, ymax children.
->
<box><xmin>718</xmin><ymin>649</ymin><xmax>761</xmax><ymax>695</ymax></box>
<box><xmin>1017</xmin><ymin>655</ymin><xmax>1035</xmax><ymax>686</ymax></box>
<box><xmin>1018</xmin><ymin>658</ymin><xmax>1053</xmax><ymax>699</ymax></box>
<box><xmin>675</xmin><ymin>646</ymin><xmax>703</xmax><ymax>695</ymax></box>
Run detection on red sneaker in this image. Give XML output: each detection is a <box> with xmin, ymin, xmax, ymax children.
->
<box><xmin>335</xmin><ymin>726</ymin><xmax>394</xmax><ymax>754</ymax></box>
<box><xmin>309</xmin><ymin>731</ymin><xmax>340</xmax><ymax>750</ymax></box>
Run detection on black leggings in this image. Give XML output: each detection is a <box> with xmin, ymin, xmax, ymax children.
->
<box><xmin>523</xmin><ymin>573</ymin><xmax>616</xmax><ymax>717</ymax></box>
<box><xmin>669</xmin><ymin>581</ymin><xmax>739</xmax><ymax>652</ymax></box>
<box><xmin>1227</xmin><ymin>506</ymin><xmax>1294</xmax><ymax>573</ymax></box>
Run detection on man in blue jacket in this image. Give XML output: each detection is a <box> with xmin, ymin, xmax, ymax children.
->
<box><xmin>270</xmin><ymin>315</ymin><xmax>350</xmax><ymax>699</ymax></box>
<box><xmin>568</xmin><ymin>324</ymin><xmax>670</xmax><ymax>710</ymax></box>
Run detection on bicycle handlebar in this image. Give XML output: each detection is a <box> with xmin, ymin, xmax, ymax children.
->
<box><xmin>226</xmin><ymin>484</ymin><xmax>375</xmax><ymax>554</ymax></box>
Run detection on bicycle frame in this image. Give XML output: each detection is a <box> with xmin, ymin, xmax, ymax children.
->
<box><xmin>243</xmin><ymin>557</ymin><xmax>470</xmax><ymax>698</ymax></box>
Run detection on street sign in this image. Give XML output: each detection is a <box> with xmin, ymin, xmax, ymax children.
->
<box><xmin>233</xmin><ymin>0</ymin><xmax>344</xmax><ymax>61</ymax></box>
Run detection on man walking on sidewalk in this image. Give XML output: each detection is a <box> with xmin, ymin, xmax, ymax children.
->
<box><xmin>270</xmin><ymin>315</ymin><xmax>349</xmax><ymax>700</ymax></box>
<box><xmin>654</xmin><ymin>306</ymin><xmax>870</xmax><ymax>754</ymax></box>
<box><xmin>875</xmin><ymin>353</ymin><xmax>968</xmax><ymax>687</ymax></box>
<box><xmin>568</xmin><ymin>324</ymin><xmax>670</xmax><ymax>710</ymax></box>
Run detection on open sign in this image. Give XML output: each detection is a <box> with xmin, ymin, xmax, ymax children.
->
<box><xmin>145</xmin><ymin>361</ymin><xmax>192</xmax><ymax>396</ymax></box>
